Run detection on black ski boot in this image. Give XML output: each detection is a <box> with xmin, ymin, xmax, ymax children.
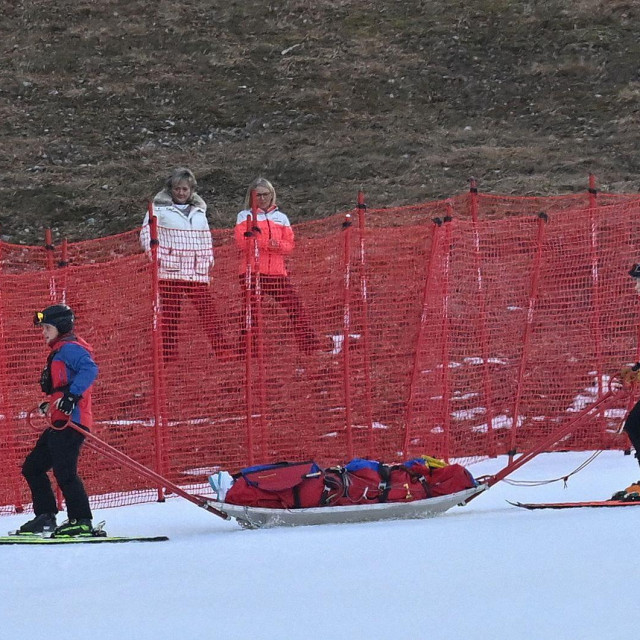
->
<box><xmin>17</xmin><ymin>513</ymin><xmax>57</xmax><ymax>535</ymax></box>
<box><xmin>611</xmin><ymin>481</ymin><xmax>640</xmax><ymax>502</ymax></box>
<box><xmin>52</xmin><ymin>518</ymin><xmax>94</xmax><ymax>538</ymax></box>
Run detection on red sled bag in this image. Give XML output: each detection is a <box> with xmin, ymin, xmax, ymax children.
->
<box><xmin>326</xmin><ymin>459</ymin><xmax>385</xmax><ymax>506</ymax></box>
<box><xmin>384</xmin><ymin>465</ymin><xmax>430</xmax><ymax>502</ymax></box>
<box><xmin>386</xmin><ymin>461</ymin><xmax>476</xmax><ymax>501</ymax></box>
<box><xmin>225</xmin><ymin>461</ymin><xmax>324</xmax><ymax>509</ymax></box>
<box><xmin>323</xmin><ymin>458</ymin><xmax>477</xmax><ymax>506</ymax></box>
<box><xmin>422</xmin><ymin>463</ymin><xmax>477</xmax><ymax>496</ymax></box>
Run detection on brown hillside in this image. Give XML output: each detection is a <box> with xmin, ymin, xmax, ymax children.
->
<box><xmin>1</xmin><ymin>0</ymin><xmax>639</xmax><ymax>244</ymax></box>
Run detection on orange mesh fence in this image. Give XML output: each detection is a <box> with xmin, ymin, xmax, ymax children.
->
<box><xmin>362</xmin><ymin>189</ymin><xmax>640</xmax><ymax>227</ymax></box>
<box><xmin>2</xmin><ymin>189</ymin><xmax>640</xmax><ymax>514</ymax></box>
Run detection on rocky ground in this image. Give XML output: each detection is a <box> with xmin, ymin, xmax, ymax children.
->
<box><xmin>1</xmin><ymin>0</ymin><xmax>638</xmax><ymax>244</ymax></box>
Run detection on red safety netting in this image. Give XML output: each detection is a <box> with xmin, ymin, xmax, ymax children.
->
<box><xmin>1</xmin><ymin>187</ymin><xmax>640</xmax><ymax>514</ymax></box>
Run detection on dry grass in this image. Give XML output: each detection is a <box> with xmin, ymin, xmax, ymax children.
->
<box><xmin>0</xmin><ymin>0</ymin><xmax>639</xmax><ymax>244</ymax></box>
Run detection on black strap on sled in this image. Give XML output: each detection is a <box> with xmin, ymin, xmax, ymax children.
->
<box><xmin>320</xmin><ymin>468</ymin><xmax>346</xmax><ymax>506</ymax></box>
<box><xmin>408</xmin><ymin>466</ymin><xmax>432</xmax><ymax>498</ymax></box>
<box><xmin>378</xmin><ymin>465</ymin><xmax>391</xmax><ymax>503</ymax></box>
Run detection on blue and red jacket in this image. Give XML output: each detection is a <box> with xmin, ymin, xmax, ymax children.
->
<box><xmin>45</xmin><ymin>334</ymin><xmax>98</xmax><ymax>428</ymax></box>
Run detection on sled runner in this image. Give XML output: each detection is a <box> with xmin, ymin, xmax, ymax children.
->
<box><xmin>207</xmin><ymin>485</ymin><xmax>486</xmax><ymax>529</ymax></box>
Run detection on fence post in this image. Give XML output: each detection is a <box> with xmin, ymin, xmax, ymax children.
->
<box><xmin>243</xmin><ymin>193</ymin><xmax>256</xmax><ymax>465</ymax></box>
<box><xmin>587</xmin><ymin>173</ymin><xmax>608</xmax><ymax>444</ymax></box>
<box><xmin>403</xmin><ymin>218</ymin><xmax>444</xmax><ymax>458</ymax></box>
<box><xmin>468</xmin><ymin>178</ymin><xmax>498</xmax><ymax>454</ymax></box>
<box><xmin>509</xmin><ymin>212</ymin><xmax>548</xmax><ymax>461</ymax></box>
<box><xmin>44</xmin><ymin>229</ymin><xmax>65</xmax><ymax>512</ymax></box>
<box><xmin>59</xmin><ymin>239</ymin><xmax>70</xmax><ymax>509</ymax></box>
<box><xmin>342</xmin><ymin>213</ymin><xmax>354</xmax><ymax>460</ymax></box>
<box><xmin>59</xmin><ymin>239</ymin><xmax>69</xmax><ymax>304</ymax></box>
<box><xmin>0</xmin><ymin>241</ymin><xmax>23</xmax><ymax>512</ymax></box>
<box><xmin>250</xmin><ymin>190</ymin><xmax>268</xmax><ymax>463</ymax></box>
<box><xmin>469</xmin><ymin>177</ymin><xmax>480</xmax><ymax>223</ymax></box>
<box><xmin>587</xmin><ymin>174</ymin><xmax>604</xmax><ymax>395</ymax></box>
<box><xmin>44</xmin><ymin>229</ymin><xmax>57</xmax><ymax>301</ymax></box>
<box><xmin>465</xmin><ymin>186</ymin><xmax>498</xmax><ymax>456</ymax></box>
<box><xmin>440</xmin><ymin>216</ymin><xmax>453</xmax><ymax>462</ymax></box>
<box><xmin>148</xmin><ymin>206</ymin><xmax>167</xmax><ymax>501</ymax></box>
<box><xmin>356</xmin><ymin>190</ymin><xmax>375</xmax><ymax>454</ymax></box>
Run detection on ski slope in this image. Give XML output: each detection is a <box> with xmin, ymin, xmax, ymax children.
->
<box><xmin>1</xmin><ymin>450</ymin><xmax>638</xmax><ymax>640</ymax></box>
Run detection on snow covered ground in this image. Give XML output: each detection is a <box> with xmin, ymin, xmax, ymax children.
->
<box><xmin>2</xmin><ymin>450</ymin><xmax>638</xmax><ymax>640</ymax></box>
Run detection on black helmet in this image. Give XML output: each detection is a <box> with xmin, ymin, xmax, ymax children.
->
<box><xmin>630</xmin><ymin>264</ymin><xmax>640</xmax><ymax>279</ymax></box>
<box><xmin>33</xmin><ymin>304</ymin><xmax>75</xmax><ymax>334</ymax></box>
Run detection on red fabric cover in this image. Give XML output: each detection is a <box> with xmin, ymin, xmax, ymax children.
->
<box><xmin>425</xmin><ymin>464</ymin><xmax>476</xmax><ymax>496</ymax></box>
<box><xmin>385</xmin><ymin>463</ymin><xmax>475</xmax><ymax>502</ymax></box>
<box><xmin>385</xmin><ymin>466</ymin><xmax>430</xmax><ymax>502</ymax></box>
<box><xmin>332</xmin><ymin>467</ymin><xmax>383</xmax><ymax>506</ymax></box>
<box><xmin>224</xmin><ymin>461</ymin><xmax>476</xmax><ymax>509</ymax></box>
<box><xmin>295</xmin><ymin>475</ymin><xmax>325</xmax><ymax>508</ymax></box>
<box><xmin>225</xmin><ymin>462</ymin><xmax>324</xmax><ymax>509</ymax></box>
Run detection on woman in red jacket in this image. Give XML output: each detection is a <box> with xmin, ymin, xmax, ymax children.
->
<box><xmin>234</xmin><ymin>178</ymin><xmax>323</xmax><ymax>355</ymax></box>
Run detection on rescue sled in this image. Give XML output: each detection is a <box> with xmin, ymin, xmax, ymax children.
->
<box><xmin>206</xmin><ymin>485</ymin><xmax>486</xmax><ymax>529</ymax></box>
<box><xmin>55</xmin><ymin>385</ymin><xmax>628</xmax><ymax>532</ymax></box>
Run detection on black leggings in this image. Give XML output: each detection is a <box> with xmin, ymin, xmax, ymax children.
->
<box><xmin>22</xmin><ymin>426</ymin><xmax>92</xmax><ymax>520</ymax></box>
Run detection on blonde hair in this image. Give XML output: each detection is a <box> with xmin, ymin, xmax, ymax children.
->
<box><xmin>243</xmin><ymin>177</ymin><xmax>276</xmax><ymax>210</ymax></box>
<box><xmin>165</xmin><ymin>167</ymin><xmax>198</xmax><ymax>192</ymax></box>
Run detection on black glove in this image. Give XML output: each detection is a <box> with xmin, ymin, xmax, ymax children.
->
<box><xmin>56</xmin><ymin>392</ymin><xmax>82</xmax><ymax>415</ymax></box>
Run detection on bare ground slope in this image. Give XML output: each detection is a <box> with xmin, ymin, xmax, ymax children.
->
<box><xmin>1</xmin><ymin>0</ymin><xmax>639</xmax><ymax>243</ymax></box>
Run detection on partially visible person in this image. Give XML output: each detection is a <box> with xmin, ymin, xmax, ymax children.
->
<box><xmin>18</xmin><ymin>304</ymin><xmax>99</xmax><ymax>537</ymax></box>
<box><xmin>140</xmin><ymin>167</ymin><xmax>227</xmax><ymax>362</ymax></box>
<box><xmin>233</xmin><ymin>177</ymin><xmax>323</xmax><ymax>355</ymax></box>
<box><xmin>615</xmin><ymin>263</ymin><xmax>640</xmax><ymax>500</ymax></box>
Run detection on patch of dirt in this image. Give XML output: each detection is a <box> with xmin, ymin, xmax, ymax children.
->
<box><xmin>1</xmin><ymin>0</ymin><xmax>639</xmax><ymax>244</ymax></box>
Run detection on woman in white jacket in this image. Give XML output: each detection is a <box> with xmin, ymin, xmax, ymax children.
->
<box><xmin>140</xmin><ymin>167</ymin><xmax>227</xmax><ymax>362</ymax></box>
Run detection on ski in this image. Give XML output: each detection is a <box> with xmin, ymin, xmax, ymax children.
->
<box><xmin>509</xmin><ymin>499</ymin><xmax>640</xmax><ymax>510</ymax></box>
<box><xmin>0</xmin><ymin>534</ymin><xmax>168</xmax><ymax>545</ymax></box>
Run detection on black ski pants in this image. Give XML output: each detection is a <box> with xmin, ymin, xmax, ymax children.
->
<box><xmin>22</xmin><ymin>426</ymin><xmax>92</xmax><ymax>520</ymax></box>
<box><xmin>624</xmin><ymin>400</ymin><xmax>640</xmax><ymax>466</ymax></box>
